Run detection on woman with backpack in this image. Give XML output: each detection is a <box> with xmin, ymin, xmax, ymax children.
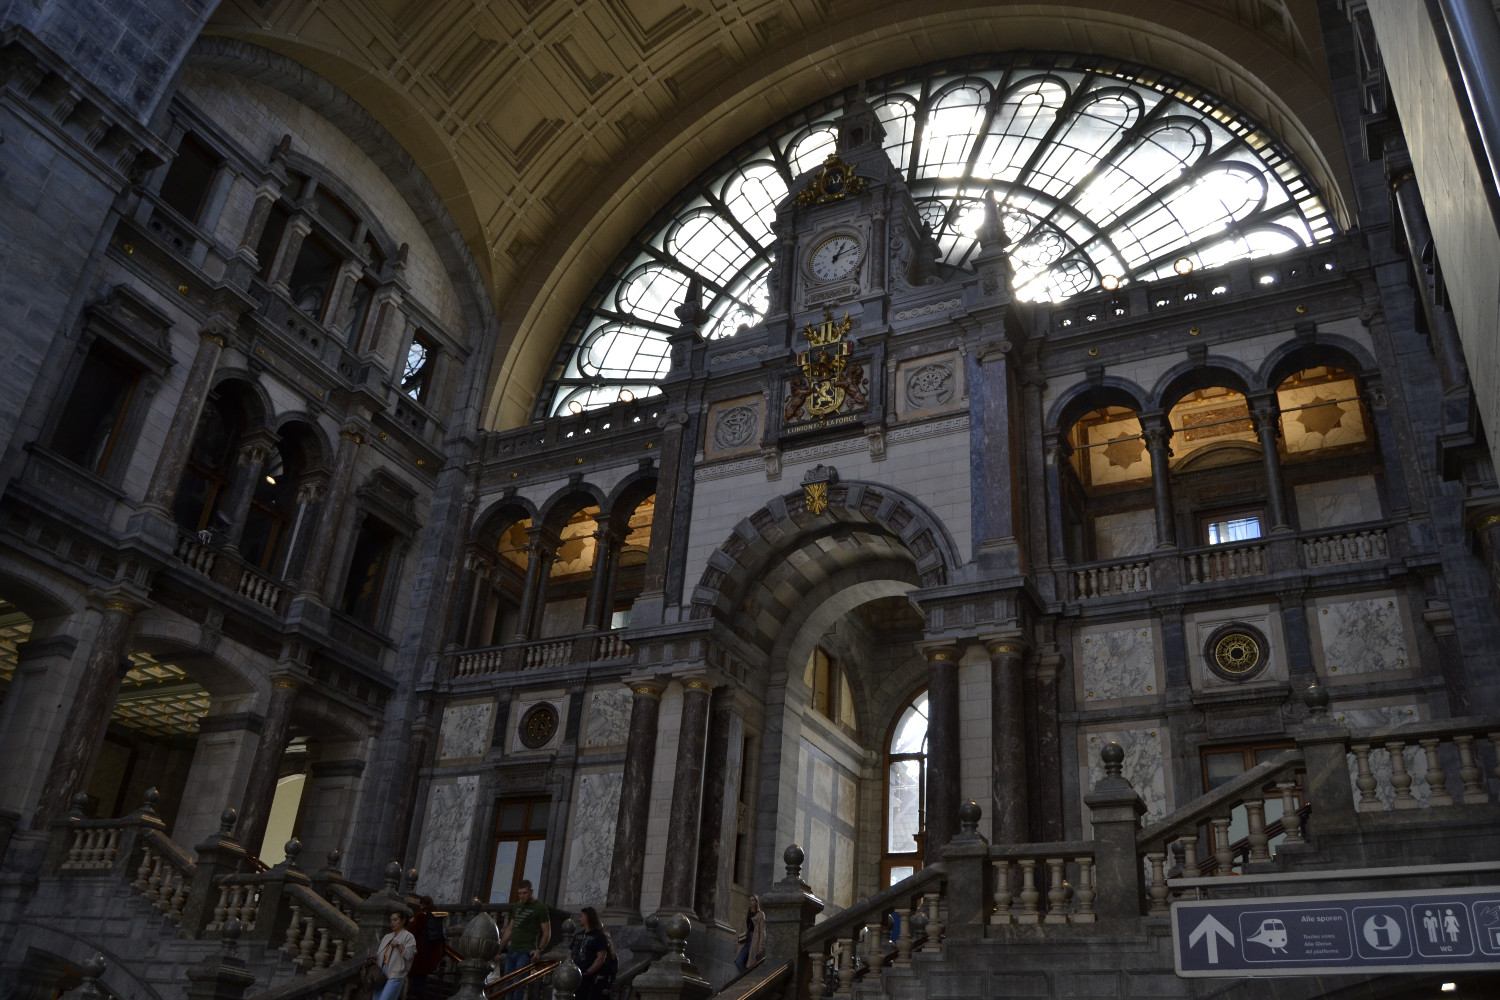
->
<box><xmin>571</xmin><ymin>907</ymin><xmax>615</xmax><ymax>1000</ymax></box>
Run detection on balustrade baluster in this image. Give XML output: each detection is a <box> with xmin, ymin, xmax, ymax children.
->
<box><xmin>1074</xmin><ymin>857</ymin><xmax>1096</xmax><ymax>922</ymax></box>
<box><xmin>990</xmin><ymin>861</ymin><xmax>1013</xmax><ymax>925</ymax></box>
<box><xmin>146</xmin><ymin>856</ymin><xmax>164</xmax><ymax>905</ymax></box>
<box><xmin>894</xmin><ymin>908</ymin><xmax>914</xmax><ymax>965</ymax></box>
<box><xmin>297</xmin><ymin>915</ymin><xmax>317</xmax><ymax>968</ymax></box>
<box><xmin>1418</xmin><ymin>739</ymin><xmax>1453</xmax><ymax>806</ymax></box>
<box><xmin>1245</xmin><ymin>799</ymin><xmax>1270</xmax><ymax>863</ymax></box>
<box><xmin>1376</xmin><ymin>532</ymin><xmax>1389</xmax><ymax>556</ymax></box>
<box><xmin>1178</xmin><ymin>834</ymin><xmax>1200</xmax><ymax>876</ymax></box>
<box><xmin>226</xmin><ymin>885</ymin><xmax>244</xmax><ymax>925</ymax></box>
<box><xmin>1016</xmin><ymin>859</ymin><xmax>1040</xmax><ymax>924</ymax></box>
<box><xmin>1455</xmin><ymin>735</ymin><xmax>1489</xmax><ymax>804</ymax></box>
<box><xmin>168</xmin><ymin>874</ymin><xmax>187</xmax><ymax>923</ymax></box>
<box><xmin>864</xmin><ymin>919</ymin><xmax>885</xmax><ymax>977</ymax></box>
<box><xmin>1351</xmin><ymin>744</ymin><xmax>1381</xmax><ymax>811</ymax></box>
<box><xmin>1145</xmin><ymin>853</ymin><xmax>1169</xmax><ymax>915</ymax></box>
<box><xmin>1044</xmin><ymin>858</ymin><xmax>1068</xmax><ymax>924</ymax></box>
<box><xmin>333</xmin><ymin>939</ymin><xmax>348</xmax><ymax>964</ymax></box>
<box><xmin>134</xmin><ymin>847</ymin><xmax>154</xmax><ymax>893</ymax></box>
<box><xmin>242</xmin><ymin>887</ymin><xmax>258</xmax><ymax>930</ymax></box>
<box><xmin>283</xmin><ymin>906</ymin><xmax>304</xmax><ymax>956</ymax></box>
<box><xmin>926</xmin><ymin>893</ymin><xmax>944</xmax><ymax>943</ymax></box>
<box><xmin>102</xmin><ymin>829</ymin><xmax>119</xmax><ymax>866</ymax></box>
<box><xmin>1211</xmin><ymin>818</ymin><xmax>1234</xmax><ymax>874</ymax></box>
<box><xmin>314</xmin><ymin>927</ymin><xmax>331</xmax><ymax>969</ymax></box>
<box><xmin>806</xmin><ymin>946</ymin><xmax>829</xmax><ymax>1000</ymax></box>
<box><xmin>1387</xmin><ymin>741</ymin><xmax>1417</xmax><ymax>809</ymax></box>
<box><xmin>1276</xmin><ymin>780</ymin><xmax>1304</xmax><ymax>844</ymax></box>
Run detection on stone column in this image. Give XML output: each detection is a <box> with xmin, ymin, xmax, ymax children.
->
<box><xmin>971</xmin><ymin>338</ymin><xmax>1024</xmax><ymax>574</ymax></box>
<box><xmin>298</xmin><ymin>424</ymin><xmax>363</xmax><ymax>600</ymax></box>
<box><xmin>605</xmin><ymin>676</ymin><xmax>665</xmax><ymax>923</ymax></box>
<box><xmin>363</xmin><ymin>288</ymin><xmax>407</xmax><ymax>369</ymax></box>
<box><xmin>278</xmin><ymin>478</ymin><xmax>325</xmax><ymax>581</ymax></box>
<box><xmin>268</xmin><ymin>214</ymin><xmax>312</xmax><ymax>296</ymax></box>
<box><xmin>1140</xmin><ymin>412</ymin><xmax>1176</xmax><ymax>548</ymax></box>
<box><xmin>693</xmin><ymin>689</ymin><xmax>740</xmax><ymax>924</ymax></box>
<box><xmin>141</xmin><ymin>327</ymin><xmax>230</xmax><ymax>516</ymax></box>
<box><xmin>638</xmin><ymin>412</ymin><xmax>689</xmax><ymax>618</ymax></box>
<box><xmin>658</xmin><ymin>674</ymin><xmax>715</xmax><ymax>916</ymax></box>
<box><xmin>218</xmin><ymin>431</ymin><xmax>279</xmax><ymax>552</ymax></box>
<box><xmin>236</xmin><ymin>184</ymin><xmax>282</xmax><ymax>263</ymax></box>
<box><xmin>32</xmin><ymin>597</ymin><xmax>139</xmax><ymax>828</ymax></box>
<box><xmin>325</xmin><ymin>259</ymin><xmax>365</xmax><ymax>333</ymax></box>
<box><xmin>236</xmin><ymin>674</ymin><xmax>300</xmax><ymax>852</ymax></box>
<box><xmin>922</xmin><ymin>644</ymin><xmax>962</xmax><ymax>862</ymax></box>
<box><xmin>582</xmin><ymin>527</ymin><xmax>623</xmax><ymax>632</ymax></box>
<box><xmin>1249</xmin><ymin>394</ymin><xmax>1290</xmax><ymax>531</ymax></box>
<box><xmin>983</xmin><ymin>637</ymin><xmax>1029</xmax><ymax>844</ymax></box>
<box><xmin>1032</xmin><ymin>645</ymin><xmax>1065</xmax><ymax>841</ymax></box>
<box><xmin>513</xmin><ymin>529</ymin><xmax>557</xmax><ymax>640</ymax></box>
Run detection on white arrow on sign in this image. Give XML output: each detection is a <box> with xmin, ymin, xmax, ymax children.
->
<box><xmin>1188</xmin><ymin>914</ymin><xmax>1237</xmax><ymax>964</ymax></box>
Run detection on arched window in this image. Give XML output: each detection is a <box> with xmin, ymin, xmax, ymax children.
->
<box><xmin>885</xmin><ymin>691</ymin><xmax>929</xmax><ymax>886</ymax></box>
<box><xmin>544</xmin><ymin>53</ymin><xmax>1335</xmax><ymax>415</ymax></box>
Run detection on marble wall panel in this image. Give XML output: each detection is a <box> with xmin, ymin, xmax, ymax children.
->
<box><xmin>1082</xmin><ymin>727</ymin><xmax>1168</xmax><ymax>828</ymax></box>
<box><xmin>794</xmin><ymin>737</ymin><xmax>859</xmax><ymax>913</ymax></box>
<box><xmin>584</xmin><ymin>688</ymin><xmax>633</xmax><ymax>749</ymax></box>
<box><xmin>438</xmin><ymin>701</ymin><xmax>494</xmax><ymax>762</ymax></box>
<box><xmin>416</xmin><ymin>775</ymin><xmax>479</xmax><ymax>902</ymax></box>
<box><xmin>894</xmin><ymin>351</ymin><xmax>966</xmax><ymax>420</ymax></box>
<box><xmin>563</xmin><ymin>770</ymin><xmax>623</xmax><ymax>906</ymax></box>
<box><xmin>1294</xmin><ymin>475</ymin><xmax>1382</xmax><ymax>530</ymax></box>
<box><xmin>1314</xmin><ymin>596</ymin><xmax>1408</xmax><ymax>679</ymax></box>
<box><xmin>1077</xmin><ymin>624</ymin><xmax>1158</xmax><ymax>704</ymax></box>
<box><xmin>833</xmin><ymin>833</ymin><xmax>855</xmax><ymax>907</ymax></box>
<box><xmin>1094</xmin><ymin>508</ymin><xmax>1156</xmax><ymax>560</ymax></box>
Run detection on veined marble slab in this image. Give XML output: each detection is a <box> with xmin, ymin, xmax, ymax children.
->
<box><xmin>584</xmin><ymin>688</ymin><xmax>633</xmax><ymax>749</ymax></box>
<box><xmin>1084</xmin><ymin>727</ymin><xmax>1168</xmax><ymax>826</ymax></box>
<box><xmin>564</xmin><ymin>771</ymin><xmax>622</xmax><ymax>906</ymax></box>
<box><xmin>1095</xmin><ymin>508</ymin><xmax>1156</xmax><ymax>559</ymax></box>
<box><xmin>1316</xmin><ymin>597</ymin><xmax>1407</xmax><ymax>677</ymax></box>
<box><xmin>1078</xmin><ymin>625</ymin><xmax>1158</xmax><ymax>703</ymax></box>
<box><xmin>439</xmin><ymin>701</ymin><xmax>493</xmax><ymax>761</ymax></box>
<box><xmin>417</xmin><ymin>775</ymin><xmax>479</xmax><ymax>901</ymax></box>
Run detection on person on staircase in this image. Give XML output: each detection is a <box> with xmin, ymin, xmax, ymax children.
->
<box><xmin>734</xmin><ymin>895</ymin><xmax>766</xmax><ymax>974</ymax></box>
<box><xmin>374</xmin><ymin>911</ymin><xmax>417</xmax><ymax>1000</ymax></box>
<box><xmin>571</xmin><ymin>906</ymin><xmax>615</xmax><ymax>1000</ymax></box>
<box><xmin>407</xmin><ymin>896</ymin><xmax>446</xmax><ymax>1000</ymax></box>
<box><xmin>499</xmin><ymin>880</ymin><xmax>551</xmax><ymax>1000</ymax></box>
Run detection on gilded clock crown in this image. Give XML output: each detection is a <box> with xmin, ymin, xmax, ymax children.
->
<box><xmin>801</xmin><ymin>311</ymin><xmax>853</xmax><ymax>348</ymax></box>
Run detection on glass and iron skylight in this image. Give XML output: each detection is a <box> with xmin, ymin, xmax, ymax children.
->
<box><xmin>545</xmin><ymin>53</ymin><xmax>1335</xmax><ymax>416</ymax></box>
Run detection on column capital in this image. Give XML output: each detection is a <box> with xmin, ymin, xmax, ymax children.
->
<box><xmin>979</xmin><ymin>633</ymin><xmax>1030</xmax><ymax>658</ymax></box>
<box><xmin>1471</xmin><ymin>508</ymin><xmax>1500</xmax><ymax>534</ymax></box>
<box><xmin>918</xmin><ymin>642</ymin><xmax>964</xmax><ymax>665</ymax></box>
<box><xmin>674</xmin><ymin>667</ymin><xmax>722</xmax><ymax>694</ymax></box>
<box><xmin>622</xmin><ymin>673</ymin><xmax>668</xmax><ymax>698</ymax></box>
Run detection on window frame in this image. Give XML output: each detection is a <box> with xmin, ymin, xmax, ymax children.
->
<box><xmin>1197</xmin><ymin>506</ymin><xmax>1267</xmax><ymax>547</ymax></box>
<box><xmin>882</xmin><ymin>689</ymin><xmax>929</xmax><ymax>887</ymax></box>
<box><xmin>484</xmin><ymin>796</ymin><xmax>551</xmax><ymax>904</ymax></box>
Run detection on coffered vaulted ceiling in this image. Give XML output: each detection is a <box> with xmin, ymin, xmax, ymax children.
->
<box><xmin>206</xmin><ymin>0</ymin><xmax>1351</xmax><ymax>430</ymax></box>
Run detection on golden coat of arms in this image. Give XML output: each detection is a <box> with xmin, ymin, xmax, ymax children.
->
<box><xmin>785</xmin><ymin>312</ymin><xmax>869</xmax><ymax>423</ymax></box>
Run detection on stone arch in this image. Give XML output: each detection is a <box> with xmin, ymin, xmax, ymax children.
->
<box><xmin>1260</xmin><ymin>336</ymin><xmax>1377</xmax><ymax>391</ymax></box>
<box><xmin>0</xmin><ymin>562</ymin><xmax>84</xmax><ymax>621</ymax></box>
<box><xmin>271</xmin><ymin>413</ymin><xmax>333</xmax><ymax>472</ymax></box>
<box><xmin>471</xmin><ymin>496</ymin><xmax>540</xmax><ymax>549</ymax></box>
<box><xmin>604</xmin><ymin>470</ymin><xmax>658</xmax><ymax>527</ymax></box>
<box><xmin>280</xmin><ymin>150</ymin><xmax>402</xmax><ymax>265</ymax></box>
<box><xmin>689</xmin><ymin>478</ymin><xmax>961</xmax><ymax>631</ymax></box>
<box><xmin>7</xmin><ymin>931</ymin><xmax>165</xmax><ymax>1000</ymax></box>
<box><xmin>206</xmin><ymin>370</ymin><xmax>272</xmax><ymax>430</ymax></box>
<box><xmin>128</xmin><ymin>613</ymin><xmax>267</xmax><ymax>701</ymax></box>
<box><xmin>1148</xmin><ymin>358</ymin><xmax>1258</xmax><ymax>411</ymax></box>
<box><xmin>1046</xmin><ymin>377</ymin><xmax>1149</xmax><ymax>436</ymax></box>
<box><xmin>537</xmin><ymin>484</ymin><xmax>609</xmax><ymax>535</ymax></box>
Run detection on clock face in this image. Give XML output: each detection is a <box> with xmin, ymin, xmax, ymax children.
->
<box><xmin>810</xmin><ymin>236</ymin><xmax>863</xmax><ymax>281</ymax></box>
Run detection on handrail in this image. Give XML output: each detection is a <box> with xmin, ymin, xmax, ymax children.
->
<box><xmin>802</xmin><ymin>864</ymin><xmax>945</xmax><ymax>948</ymax></box>
<box><xmin>1138</xmin><ymin>749</ymin><xmax>1304</xmax><ymax>850</ymax></box>
<box><xmin>485</xmin><ymin>958</ymin><xmax>559</xmax><ymax>1000</ymax></box>
<box><xmin>143</xmin><ymin>827</ymin><xmax>197</xmax><ymax>872</ymax></box>
<box><xmin>716</xmin><ymin>961</ymin><xmax>789</xmax><ymax>1000</ymax></box>
<box><xmin>242</xmin><ymin>956</ymin><xmax>363</xmax><ymax>1000</ymax></box>
<box><xmin>287</xmin><ymin>883</ymin><xmax>360</xmax><ymax>941</ymax></box>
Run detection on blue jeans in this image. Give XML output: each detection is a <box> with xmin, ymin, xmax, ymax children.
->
<box><xmin>376</xmin><ymin>978</ymin><xmax>405</xmax><ymax>1000</ymax></box>
<box><xmin>504</xmin><ymin>949</ymin><xmax>534</xmax><ymax>1000</ymax></box>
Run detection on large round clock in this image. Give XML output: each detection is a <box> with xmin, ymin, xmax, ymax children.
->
<box><xmin>810</xmin><ymin>235</ymin><xmax>863</xmax><ymax>281</ymax></box>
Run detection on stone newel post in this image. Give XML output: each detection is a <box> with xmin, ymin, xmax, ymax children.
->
<box><xmin>631</xmin><ymin>914</ymin><xmax>711</xmax><ymax>1000</ymax></box>
<box><xmin>1082</xmin><ymin>742</ymin><xmax>1146</xmax><ymax>922</ymax></box>
<box><xmin>185</xmin><ymin>921</ymin><xmax>256</xmax><ymax>1000</ymax></box>
<box><xmin>757</xmin><ymin>846</ymin><xmax>824</xmax><ymax>993</ymax></box>
<box><xmin>939</xmin><ymin>801</ymin><xmax>991</xmax><ymax>936</ymax></box>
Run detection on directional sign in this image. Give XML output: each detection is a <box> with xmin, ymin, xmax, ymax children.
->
<box><xmin>1172</xmin><ymin>886</ymin><xmax>1500</xmax><ymax>977</ymax></box>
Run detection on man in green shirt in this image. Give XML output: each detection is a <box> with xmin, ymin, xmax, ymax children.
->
<box><xmin>499</xmin><ymin>880</ymin><xmax>551</xmax><ymax>1000</ymax></box>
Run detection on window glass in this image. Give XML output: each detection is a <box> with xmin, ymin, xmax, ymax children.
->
<box><xmin>173</xmin><ymin>397</ymin><xmax>242</xmax><ymax>534</ymax></box>
<box><xmin>402</xmin><ymin>334</ymin><xmax>435</xmax><ymax>403</ymax></box>
<box><xmin>547</xmin><ymin>55</ymin><xmax>1335</xmax><ymax>414</ymax></box>
<box><xmin>884</xmin><ymin>691</ymin><xmax>929</xmax><ymax>882</ymax></box>
<box><xmin>50</xmin><ymin>344</ymin><xmax>137</xmax><ymax>475</ymax></box>
<box><xmin>1206</xmin><ymin>516</ymin><xmax>1263</xmax><ymax>545</ymax></box>
<box><xmin>288</xmin><ymin>237</ymin><xmax>341</xmax><ymax>318</ymax></box>
<box><xmin>160</xmin><ymin>134</ymin><xmax>220</xmax><ymax>223</ymax></box>
<box><xmin>487</xmin><ymin>797</ymin><xmax>549</xmax><ymax>903</ymax></box>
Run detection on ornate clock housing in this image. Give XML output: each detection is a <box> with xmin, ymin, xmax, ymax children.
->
<box><xmin>809</xmin><ymin>234</ymin><xmax>864</xmax><ymax>282</ymax></box>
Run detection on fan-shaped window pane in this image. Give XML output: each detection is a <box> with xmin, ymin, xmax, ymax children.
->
<box><xmin>547</xmin><ymin>54</ymin><xmax>1335</xmax><ymax>414</ymax></box>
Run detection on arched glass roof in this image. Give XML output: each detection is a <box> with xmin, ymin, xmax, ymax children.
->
<box><xmin>544</xmin><ymin>53</ymin><xmax>1335</xmax><ymax>416</ymax></box>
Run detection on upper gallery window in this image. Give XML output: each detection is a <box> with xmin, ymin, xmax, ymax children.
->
<box><xmin>159</xmin><ymin>134</ymin><xmax>221</xmax><ymax>225</ymax></box>
<box><xmin>545</xmin><ymin>53</ymin><xmax>1334</xmax><ymax>415</ymax></box>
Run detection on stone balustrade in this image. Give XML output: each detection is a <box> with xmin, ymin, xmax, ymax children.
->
<box><xmin>282</xmin><ymin>885</ymin><xmax>359</xmax><ymax>971</ymax></box>
<box><xmin>1301</xmin><ymin>527</ymin><xmax>1388</xmax><ymax>567</ymax></box>
<box><xmin>1182</xmin><ymin>541</ymin><xmax>1267</xmax><ymax>583</ymax></box>
<box><xmin>1346</xmin><ymin>721</ymin><xmax>1498</xmax><ymax>812</ymax></box>
<box><xmin>176</xmin><ymin>533</ymin><xmax>217</xmax><ymax>574</ymax></box>
<box><xmin>134</xmin><ymin>831</ymin><xmax>197</xmax><ymax>925</ymax></box>
<box><xmin>1070</xmin><ymin>559</ymin><xmax>1151</xmax><ymax>599</ymax></box>
<box><xmin>208</xmin><ymin>876</ymin><xmax>263</xmax><ymax>932</ymax></box>
<box><xmin>237</xmin><ymin>567</ymin><xmax>286</xmax><ymax>612</ymax></box>
<box><xmin>450</xmin><ymin>631</ymin><xmax>635</xmax><ymax>678</ymax></box>
<box><xmin>988</xmin><ymin>846</ymin><xmax>1097</xmax><ymax>925</ymax></box>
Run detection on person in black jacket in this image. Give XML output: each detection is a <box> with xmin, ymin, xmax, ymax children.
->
<box><xmin>571</xmin><ymin>907</ymin><xmax>614</xmax><ymax>1000</ymax></box>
